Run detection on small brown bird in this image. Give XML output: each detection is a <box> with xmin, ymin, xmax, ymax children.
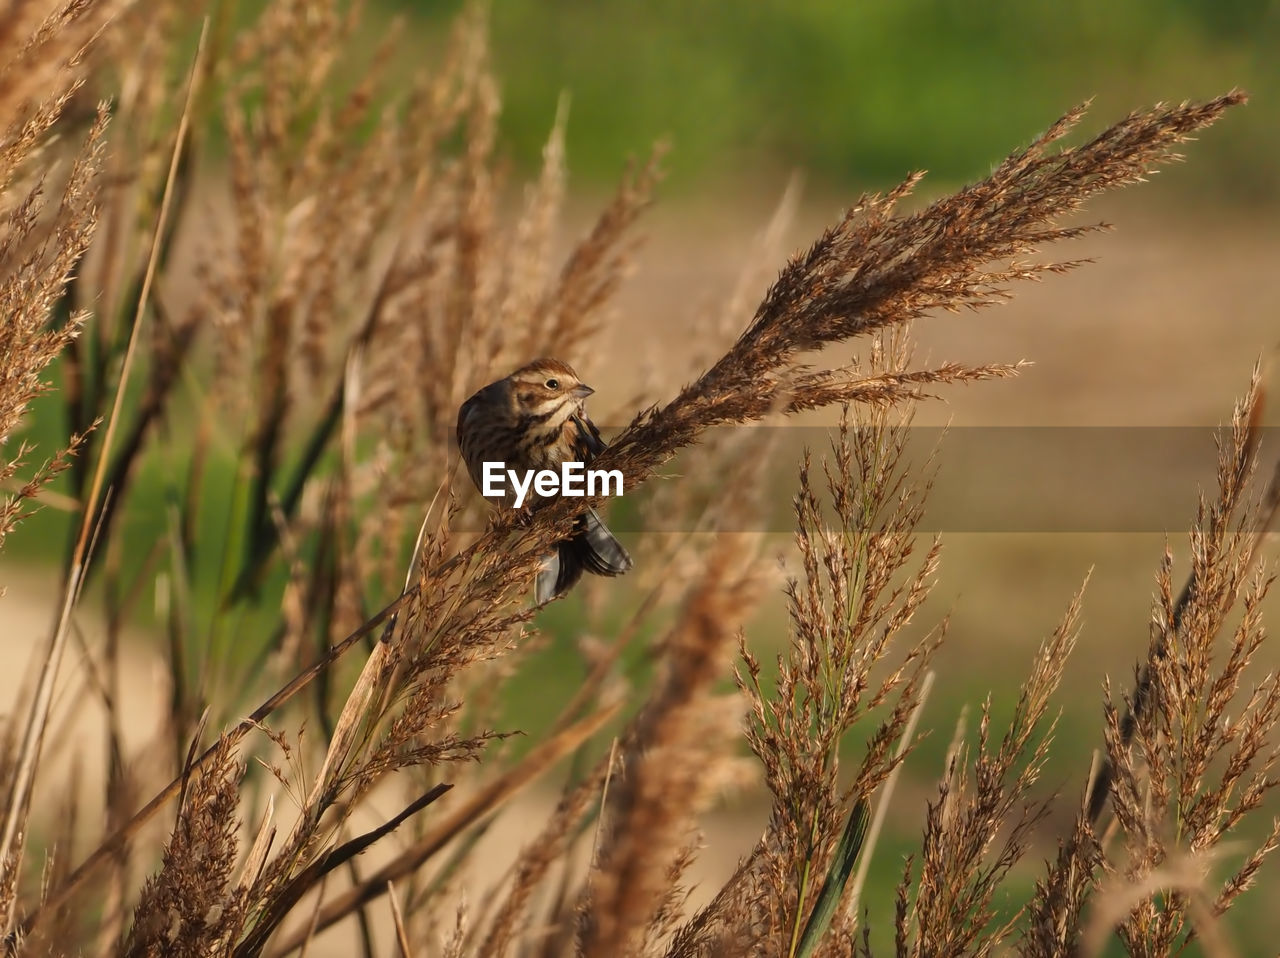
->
<box><xmin>456</xmin><ymin>358</ymin><xmax>633</xmax><ymax>603</ymax></box>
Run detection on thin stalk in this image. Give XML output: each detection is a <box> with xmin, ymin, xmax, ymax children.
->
<box><xmin>20</xmin><ymin>584</ymin><xmax>413</xmax><ymax>938</ymax></box>
<box><xmin>0</xmin><ymin>20</ymin><xmax>209</xmax><ymax>935</ymax></box>
<box><xmin>788</xmin><ymin>818</ymin><xmax>823</xmax><ymax>958</ymax></box>
<box><xmin>847</xmin><ymin>670</ymin><xmax>935</xmax><ymax>917</ymax></box>
<box><xmin>265</xmin><ymin>704</ymin><xmax>619</xmax><ymax>957</ymax></box>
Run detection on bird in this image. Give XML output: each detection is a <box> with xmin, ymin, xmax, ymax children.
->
<box><xmin>456</xmin><ymin>358</ymin><xmax>633</xmax><ymax>603</ymax></box>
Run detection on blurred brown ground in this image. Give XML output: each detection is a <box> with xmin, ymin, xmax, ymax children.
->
<box><xmin>3</xmin><ymin>187</ymin><xmax>1278</xmax><ymax>950</ymax></box>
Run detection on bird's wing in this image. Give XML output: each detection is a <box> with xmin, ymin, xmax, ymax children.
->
<box><xmin>455</xmin><ymin>397</ymin><xmax>475</xmax><ymax>445</ymax></box>
<box><xmin>570</xmin><ymin>412</ymin><xmax>608</xmax><ymax>462</ymax></box>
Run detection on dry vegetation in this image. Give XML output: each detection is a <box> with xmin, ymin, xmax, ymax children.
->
<box><xmin>0</xmin><ymin>1</ymin><xmax>1277</xmax><ymax>956</ymax></box>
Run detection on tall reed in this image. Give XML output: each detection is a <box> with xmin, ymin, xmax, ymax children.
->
<box><xmin>0</xmin><ymin>1</ymin><xmax>1274</xmax><ymax>956</ymax></box>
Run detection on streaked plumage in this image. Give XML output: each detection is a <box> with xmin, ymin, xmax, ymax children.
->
<box><xmin>457</xmin><ymin>358</ymin><xmax>633</xmax><ymax>603</ymax></box>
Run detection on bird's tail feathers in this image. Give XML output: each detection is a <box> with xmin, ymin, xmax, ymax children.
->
<box><xmin>572</xmin><ymin>506</ymin><xmax>632</xmax><ymax>577</ymax></box>
<box><xmin>535</xmin><ymin>507</ymin><xmax>632</xmax><ymax>604</ymax></box>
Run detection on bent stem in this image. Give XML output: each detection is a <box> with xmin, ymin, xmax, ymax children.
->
<box><xmin>0</xmin><ymin>20</ymin><xmax>210</xmax><ymax>933</ymax></box>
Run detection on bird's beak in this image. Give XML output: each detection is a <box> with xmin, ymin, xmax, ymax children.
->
<box><xmin>571</xmin><ymin>384</ymin><xmax>595</xmax><ymax>400</ymax></box>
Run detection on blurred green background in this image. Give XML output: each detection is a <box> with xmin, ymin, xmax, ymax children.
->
<box><xmin>392</xmin><ymin>0</ymin><xmax>1278</xmax><ymax>200</ymax></box>
<box><xmin>6</xmin><ymin>1</ymin><xmax>1280</xmax><ymax>952</ymax></box>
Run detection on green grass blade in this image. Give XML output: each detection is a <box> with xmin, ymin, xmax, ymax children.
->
<box><xmin>794</xmin><ymin>798</ymin><xmax>871</xmax><ymax>958</ymax></box>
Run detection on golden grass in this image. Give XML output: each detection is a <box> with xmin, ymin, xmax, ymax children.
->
<box><xmin>0</xmin><ymin>1</ymin><xmax>1276</xmax><ymax>956</ymax></box>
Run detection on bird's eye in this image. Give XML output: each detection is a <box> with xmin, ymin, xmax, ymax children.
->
<box><xmin>545</xmin><ymin>378</ymin><xmax>559</xmax><ymax>390</ymax></box>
